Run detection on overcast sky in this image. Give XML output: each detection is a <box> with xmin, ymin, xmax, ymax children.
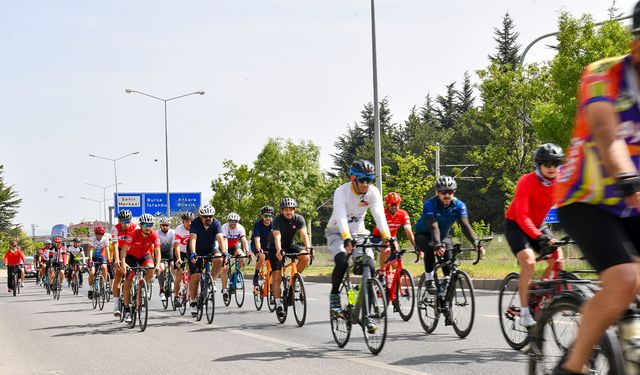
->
<box><xmin>1</xmin><ymin>0</ymin><xmax>635</xmax><ymax>235</ymax></box>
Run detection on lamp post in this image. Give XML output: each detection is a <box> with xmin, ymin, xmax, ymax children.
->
<box><xmin>125</xmin><ymin>88</ymin><xmax>205</xmax><ymax>217</ymax></box>
<box><xmin>86</xmin><ymin>182</ymin><xmax>122</xmax><ymax>228</ymax></box>
<box><xmin>88</xmin><ymin>152</ymin><xmax>139</xmax><ymax>217</ymax></box>
<box><xmin>80</xmin><ymin>196</ymin><xmax>106</xmax><ymax>222</ymax></box>
<box><xmin>370</xmin><ymin>0</ymin><xmax>383</xmax><ymax>192</ymax></box>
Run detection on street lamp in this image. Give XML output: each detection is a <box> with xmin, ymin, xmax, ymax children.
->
<box><xmin>125</xmin><ymin>88</ymin><xmax>205</xmax><ymax>217</ymax></box>
<box><xmin>80</xmin><ymin>196</ymin><xmax>106</xmax><ymax>222</ymax></box>
<box><xmin>86</xmin><ymin>182</ymin><xmax>122</xmax><ymax>226</ymax></box>
<box><xmin>88</xmin><ymin>152</ymin><xmax>139</xmax><ymax>216</ymax></box>
<box><xmin>370</xmin><ymin>0</ymin><xmax>382</xmax><ymax>192</ymax></box>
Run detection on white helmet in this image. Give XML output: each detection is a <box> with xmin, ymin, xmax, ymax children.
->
<box><xmin>227</xmin><ymin>212</ymin><xmax>240</xmax><ymax>222</ymax></box>
<box><xmin>158</xmin><ymin>216</ymin><xmax>170</xmax><ymax>225</ymax></box>
<box><xmin>199</xmin><ymin>205</ymin><xmax>215</xmax><ymax>216</ymax></box>
<box><xmin>139</xmin><ymin>214</ymin><xmax>155</xmax><ymax>224</ymax></box>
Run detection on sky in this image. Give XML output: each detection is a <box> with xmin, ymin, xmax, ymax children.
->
<box><xmin>1</xmin><ymin>0</ymin><xmax>635</xmax><ymax>235</ymax></box>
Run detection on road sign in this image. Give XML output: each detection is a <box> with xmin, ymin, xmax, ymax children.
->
<box><xmin>545</xmin><ymin>207</ymin><xmax>559</xmax><ymax>224</ymax></box>
<box><xmin>114</xmin><ymin>192</ymin><xmax>201</xmax><ymax>217</ymax></box>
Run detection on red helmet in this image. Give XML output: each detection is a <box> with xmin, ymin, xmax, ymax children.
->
<box><xmin>385</xmin><ymin>192</ymin><xmax>402</xmax><ymax>206</ymax></box>
<box><xmin>94</xmin><ymin>226</ymin><xmax>106</xmax><ymax>235</ymax></box>
<box><xmin>53</xmin><ymin>237</ymin><xmax>62</xmax><ymax>243</ymax></box>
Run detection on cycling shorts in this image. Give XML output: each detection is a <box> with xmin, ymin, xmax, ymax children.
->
<box><xmin>188</xmin><ymin>254</ymin><xmax>218</xmax><ymax>275</ymax></box>
<box><xmin>160</xmin><ymin>248</ymin><xmax>173</xmax><ymax>262</ymax></box>
<box><xmin>504</xmin><ymin>219</ymin><xmax>553</xmax><ymax>256</ymax></box>
<box><xmin>125</xmin><ymin>253</ymin><xmax>154</xmax><ymax>269</ymax></box>
<box><xmin>267</xmin><ymin>244</ymin><xmax>305</xmax><ymax>272</ymax></box>
<box><xmin>92</xmin><ymin>256</ymin><xmax>107</xmax><ymax>264</ymax></box>
<box><xmin>559</xmin><ymin>203</ymin><xmax>640</xmax><ymax>273</ymax></box>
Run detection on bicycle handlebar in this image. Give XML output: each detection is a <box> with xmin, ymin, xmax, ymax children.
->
<box><xmin>281</xmin><ymin>248</ymin><xmax>315</xmax><ymax>265</ymax></box>
<box><xmin>226</xmin><ymin>254</ymin><xmax>252</xmax><ymax>266</ymax></box>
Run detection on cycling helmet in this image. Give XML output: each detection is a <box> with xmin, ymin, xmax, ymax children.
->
<box><xmin>534</xmin><ymin>143</ymin><xmax>564</xmax><ymax>164</ymax></box>
<box><xmin>158</xmin><ymin>216</ymin><xmax>170</xmax><ymax>225</ymax></box>
<box><xmin>349</xmin><ymin>160</ymin><xmax>376</xmax><ymax>178</ymax></box>
<box><xmin>199</xmin><ymin>205</ymin><xmax>215</xmax><ymax>216</ymax></box>
<box><xmin>45</xmin><ymin>239</ymin><xmax>52</xmax><ymax>245</ymax></box>
<box><xmin>181</xmin><ymin>211</ymin><xmax>195</xmax><ymax>221</ymax></box>
<box><xmin>435</xmin><ymin>176</ymin><xmax>457</xmax><ymax>191</ymax></box>
<box><xmin>139</xmin><ymin>213</ymin><xmax>155</xmax><ymax>224</ymax></box>
<box><xmin>72</xmin><ymin>237</ymin><xmax>79</xmax><ymax>243</ymax></box>
<box><xmin>385</xmin><ymin>192</ymin><xmax>402</xmax><ymax>206</ymax></box>
<box><xmin>53</xmin><ymin>237</ymin><xmax>62</xmax><ymax>243</ymax></box>
<box><xmin>227</xmin><ymin>212</ymin><xmax>240</xmax><ymax>222</ymax></box>
<box><xmin>260</xmin><ymin>205</ymin><xmax>275</xmax><ymax>215</ymax></box>
<box><xmin>280</xmin><ymin>197</ymin><xmax>297</xmax><ymax>209</ymax></box>
<box><xmin>118</xmin><ymin>209</ymin><xmax>132</xmax><ymax>221</ymax></box>
<box><xmin>94</xmin><ymin>226</ymin><xmax>106</xmax><ymax>235</ymax></box>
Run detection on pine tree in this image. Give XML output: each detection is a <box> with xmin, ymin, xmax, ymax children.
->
<box><xmin>488</xmin><ymin>12</ymin><xmax>521</xmax><ymax>70</ymax></box>
<box><xmin>0</xmin><ymin>165</ymin><xmax>21</xmax><ymax>233</ymax></box>
<box><xmin>456</xmin><ymin>72</ymin><xmax>475</xmax><ymax>114</ymax></box>
<box><xmin>435</xmin><ymin>82</ymin><xmax>458</xmax><ymax>130</ymax></box>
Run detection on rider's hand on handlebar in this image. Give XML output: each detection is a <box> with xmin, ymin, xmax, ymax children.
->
<box><xmin>154</xmin><ymin>265</ymin><xmax>161</xmax><ymax>276</ymax></box>
<box><xmin>434</xmin><ymin>243</ymin><xmax>445</xmax><ymax>257</ymax></box>
<box><xmin>343</xmin><ymin>238</ymin><xmax>355</xmax><ymax>254</ymax></box>
<box><xmin>276</xmin><ymin>250</ymin><xmax>283</xmax><ymax>261</ymax></box>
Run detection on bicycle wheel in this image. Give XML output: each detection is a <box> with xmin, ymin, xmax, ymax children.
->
<box><xmin>72</xmin><ymin>273</ymin><xmax>79</xmax><ymax>295</ymax></box>
<box><xmin>529</xmin><ymin>293</ymin><xmax>624</xmax><ymax>375</ymax></box>
<box><xmin>196</xmin><ymin>277</ymin><xmax>205</xmax><ymax>322</ymax></box>
<box><xmin>167</xmin><ymin>273</ymin><xmax>175</xmax><ymax>310</ymax></box>
<box><xmin>451</xmin><ymin>270</ymin><xmax>475</xmax><ymax>338</ymax></box>
<box><xmin>277</xmin><ymin>277</ymin><xmax>289</xmax><ymax>324</ymax></box>
<box><xmin>292</xmin><ymin>273</ymin><xmax>307</xmax><ymax>327</ymax></box>
<box><xmin>161</xmin><ymin>272</ymin><xmax>169</xmax><ymax>310</ymax></box>
<box><xmin>13</xmin><ymin>273</ymin><xmax>18</xmax><ymax>296</ymax></box>
<box><xmin>498</xmin><ymin>272</ymin><xmax>529</xmax><ymax>350</ymax></box>
<box><xmin>363</xmin><ymin>277</ymin><xmax>387</xmax><ymax>355</ymax></box>
<box><xmin>254</xmin><ymin>283</ymin><xmax>264</xmax><ymax>311</ymax></box>
<box><xmin>178</xmin><ymin>282</ymin><xmax>187</xmax><ymax>316</ymax></box>
<box><xmin>55</xmin><ymin>277</ymin><xmax>61</xmax><ymax>300</ymax></box>
<box><xmin>98</xmin><ymin>275</ymin><xmax>106</xmax><ymax>310</ymax></box>
<box><xmin>137</xmin><ymin>280</ymin><xmax>149</xmax><ymax>332</ymax></box>
<box><xmin>223</xmin><ymin>272</ymin><xmax>232</xmax><ymax>307</ymax></box>
<box><xmin>105</xmin><ymin>273</ymin><xmax>111</xmax><ymax>302</ymax></box>
<box><xmin>119</xmin><ymin>295</ymin><xmax>125</xmax><ymax>322</ymax></box>
<box><xmin>234</xmin><ymin>271</ymin><xmax>245</xmax><ymax>308</ymax></box>
<box><xmin>205</xmin><ymin>276</ymin><xmax>215</xmax><ymax>324</ymax></box>
<box><xmin>396</xmin><ymin>268</ymin><xmax>415</xmax><ymax>321</ymax></box>
<box><xmin>330</xmin><ymin>274</ymin><xmax>352</xmax><ymax>348</ymax></box>
<box><xmin>91</xmin><ymin>281</ymin><xmax>98</xmax><ymax>309</ymax></box>
<box><xmin>147</xmin><ymin>277</ymin><xmax>153</xmax><ymax>301</ymax></box>
<box><xmin>128</xmin><ymin>292</ymin><xmax>137</xmax><ymax>329</ymax></box>
<box><xmin>267</xmin><ymin>283</ymin><xmax>277</xmax><ymax>312</ymax></box>
<box><xmin>417</xmin><ymin>274</ymin><xmax>440</xmax><ymax>333</ymax></box>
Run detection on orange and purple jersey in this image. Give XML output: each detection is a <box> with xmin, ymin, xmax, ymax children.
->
<box><xmin>555</xmin><ymin>55</ymin><xmax>640</xmax><ymax>218</ymax></box>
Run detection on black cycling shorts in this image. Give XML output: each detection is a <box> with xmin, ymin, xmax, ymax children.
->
<box><xmin>504</xmin><ymin>219</ymin><xmax>553</xmax><ymax>256</ymax></box>
<box><xmin>188</xmin><ymin>252</ymin><xmax>221</xmax><ymax>275</ymax></box>
<box><xmin>559</xmin><ymin>203</ymin><xmax>640</xmax><ymax>273</ymax></box>
<box><xmin>415</xmin><ymin>232</ymin><xmax>454</xmax><ymax>274</ymax></box>
<box><xmin>267</xmin><ymin>244</ymin><xmax>305</xmax><ymax>272</ymax></box>
<box><xmin>160</xmin><ymin>249</ymin><xmax>173</xmax><ymax>262</ymax></box>
<box><xmin>125</xmin><ymin>253</ymin><xmax>154</xmax><ymax>269</ymax></box>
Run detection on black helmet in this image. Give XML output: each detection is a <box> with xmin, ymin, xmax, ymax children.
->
<box><xmin>435</xmin><ymin>176</ymin><xmax>457</xmax><ymax>191</ymax></box>
<box><xmin>181</xmin><ymin>212</ymin><xmax>195</xmax><ymax>221</ymax></box>
<box><xmin>534</xmin><ymin>143</ymin><xmax>564</xmax><ymax>163</ymax></box>
<box><xmin>633</xmin><ymin>1</ymin><xmax>640</xmax><ymax>34</ymax></box>
<box><xmin>260</xmin><ymin>205</ymin><xmax>274</xmax><ymax>214</ymax></box>
<box><xmin>280</xmin><ymin>197</ymin><xmax>297</xmax><ymax>209</ymax></box>
<box><xmin>349</xmin><ymin>160</ymin><xmax>375</xmax><ymax>178</ymax></box>
<box><xmin>118</xmin><ymin>210</ymin><xmax>132</xmax><ymax>221</ymax></box>
<box><xmin>72</xmin><ymin>237</ymin><xmax>79</xmax><ymax>243</ymax></box>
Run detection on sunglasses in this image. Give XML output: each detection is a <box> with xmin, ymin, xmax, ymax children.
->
<box><xmin>263</xmin><ymin>214</ymin><xmax>273</xmax><ymax>218</ymax></box>
<box><xmin>10</xmin><ymin>244</ymin><xmax>17</xmax><ymax>248</ymax></box>
<box><xmin>141</xmin><ymin>223</ymin><xmax>154</xmax><ymax>228</ymax></box>
<box><xmin>229</xmin><ymin>220</ymin><xmax>238</xmax><ymax>224</ymax></box>
<box><xmin>541</xmin><ymin>160</ymin><xmax>561</xmax><ymax>168</ymax></box>
<box><xmin>202</xmin><ymin>215</ymin><xmax>213</xmax><ymax>219</ymax></box>
<box><xmin>356</xmin><ymin>176</ymin><xmax>374</xmax><ymax>184</ymax></box>
<box><xmin>120</xmin><ymin>220</ymin><xmax>131</xmax><ymax>225</ymax></box>
<box><xmin>438</xmin><ymin>190</ymin><xmax>455</xmax><ymax>195</ymax></box>
<box><xmin>160</xmin><ymin>224</ymin><xmax>170</xmax><ymax>227</ymax></box>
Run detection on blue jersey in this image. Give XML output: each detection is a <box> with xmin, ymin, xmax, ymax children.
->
<box><xmin>415</xmin><ymin>196</ymin><xmax>468</xmax><ymax>236</ymax></box>
<box><xmin>251</xmin><ymin>219</ymin><xmax>272</xmax><ymax>251</ymax></box>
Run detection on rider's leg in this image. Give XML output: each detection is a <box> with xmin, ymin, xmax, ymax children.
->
<box><xmin>516</xmin><ymin>249</ymin><xmax>536</xmax><ymax>312</ymax></box>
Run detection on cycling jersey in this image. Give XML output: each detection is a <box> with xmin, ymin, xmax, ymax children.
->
<box><xmin>555</xmin><ymin>55</ymin><xmax>640</xmax><ymax>218</ymax></box>
<box><xmin>415</xmin><ymin>196</ymin><xmax>468</xmax><ymax>236</ymax></box>
<box><xmin>89</xmin><ymin>237</ymin><xmax>109</xmax><ymax>260</ymax></box>
<box><xmin>326</xmin><ymin>182</ymin><xmax>390</xmax><ymax>240</ymax></box>
<box><xmin>111</xmin><ymin>222</ymin><xmax>138</xmax><ymax>248</ymax></box>
<box><xmin>189</xmin><ymin>217</ymin><xmax>223</xmax><ymax>256</ymax></box>
<box><xmin>125</xmin><ymin>229</ymin><xmax>160</xmax><ymax>259</ymax></box>
<box><xmin>372</xmin><ymin>208</ymin><xmax>411</xmax><ymax>238</ymax></box>
<box><xmin>267</xmin><ymin>214</ymin><xmax>306</xmax><ymax>251</ymax></box>
<box><xmin>251</xmin><ymin>219</ymin><xmax>272</xmax><ymax>251</ymax></box>
<box><xmin>156</xmin><ymin>228</ymin><xmax>175</xmax><ymax>256</ymax></box>
<box><xmin>221</xmin><ymin>223</ymin><xmax>246</xmax><ymax>249</ymax></box>
<box><xmin>50</xmin><ymin>245</ymin><xmax>67</xmax><ymax>265</ymax></box>
<box><xmin>173</xmin><ymin>224</ymin><xmax>190</xmax><ymax>253</ymax></box>
<box><xmin>505</xmin><ymin>172</ymin><xmax>555</xmax><ymax>239</ymax></box>
<box><xmin>39</xmin><ymin>248</ymin><xmax>50</xmax><ymax>261</ymax></box>
<box><xmin>66</xmin><ymin>246</ymin><xmax>83</xmax><ymax>258</ymax></box>
<box><xmin>3</xmin><ymin>249</ymin><xmax>25</xmax><ymax>266</ymax></box>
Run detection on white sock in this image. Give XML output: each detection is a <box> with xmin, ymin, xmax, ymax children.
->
<box><xmin>521</xmin><ymin>307</ymin><xmax>530</xmax><ymax>316</ymax></box>
<box><xmin>113</xmin><ymin>297</ymin><xmax>119</xmax><ymax>305</ymax></box>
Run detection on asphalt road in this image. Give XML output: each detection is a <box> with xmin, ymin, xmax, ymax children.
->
<box><xmin>0</xmin><ymin>277</ymin><xmax>528</xmax><ymax>375</ymax></box>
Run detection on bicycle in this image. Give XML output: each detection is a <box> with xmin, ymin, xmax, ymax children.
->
<box><xmin>275</xmin><ymin>248</ymin><xmax>313</xmax><ymax>327</ymax></box>
<box><xmin>51</xmin><ymin>263</ymin><xmax>62</xmax><ymax>301</ymax></box>
<box><xmin>70</xmin><ymin>263</ymin><xmax>83</xmax><ymax>296</ymax></box>
<box><xmin>123</xmin><ymin>265</ymin><xmax>154</xmax><ymax>332</ymax></box>
<box><xmin>8</xmin><ymin>265</ymin><xmax>21</xmax><ymax>296</ymax></box>
<box><xmin>253</xmin><ymin>258</ymin><xmax>276</xmax><ymax>312</ymax></box>
<box><xmin>224</xmin><ymin>254</ymin><xmax>251</xmax><ymax>308</ymax></box>
<box><xmin>91</xmin><ymin>263</ymin><xmax>107</xmax><ymax>311</ymax></box>
<box><xmin>330</xmin><ymin>236</ymin><xmax>388</xmax><ymax>355</ymax></box>
<box><xmin>498</xmin><ymin>238</ymin><xmax>593</xmax><ymax>350</ymax></box>
<box><xmin>160</xmin><ymin>259</ymin><xmax>175</xmax><ymax>310</ymax></box>
<box><xmin>105</xmin><ymin>263</ymin><xmax>113</xmax><ymax>303</ymax></box>
<box><xmin>174</xmin><ymin>261</ymin><xmax>189</xmax><ymax>316</ymax></box>
<box><xmin>376</xmin><ymin>247</ymin><xmax>420</xmax><ymax>321</ymax></box>
<box><xmin>195</xmin><ymin>255</ymin><xmax>221</xmax><ymax>324</ymax></box>
<box><xmin>416</xmin><ymin>237</ymin><xmax>493</xmax><ymax>338</ymax></box>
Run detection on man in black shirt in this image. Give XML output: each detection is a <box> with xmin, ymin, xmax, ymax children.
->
<box><xmin>188</xmin><ymin>205</ymin><xmax>226</xmax><ymax>316</ymax></box>
<box><xmin>251</xmin><ymin>205</ymin><xmax>274</xmax><ymax>288</ymax></box>
<box><xmin>267</xmin><ymin>197</ymin><xmax>311</xmax><ymax>319</ymax></box>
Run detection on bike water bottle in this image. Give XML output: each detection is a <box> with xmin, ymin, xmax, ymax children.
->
<box><xmin>347</xmin><ymin>288</ymin><xmax>356</xmax><ymax>306</ymax></box>
<box><xmin>620</xmin><ymin>309</ymin><xmax>640</xmax><ymax>375</ymax></box>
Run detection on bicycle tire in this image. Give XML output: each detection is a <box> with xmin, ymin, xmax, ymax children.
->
<box><xmin>254</xmin><ymin>284</ymin><xmax>264</xmax><ymax>311</ymax></box>
<box><xmin>417</xmin><ymin>274</ymin><xmax>440</xmax><ymax>333</ymax></box>
<box><xmin>178</xmin><ymin>282</ymin><xmax>187</xmax><ymax>316</ymax></box>
<box><xmin>72</xmin><ymin>273</ymin><xmax>79</xmax><ymax>295</ymax></box>
<box><xmin>12</xmin><ymin>272</ymin><xmax>18</xmax><ymax>296</ymax></box>
<box><xmin>276</xmin><ymin>277</ymin><xmax>289</xmax><ymax>324</ymax></box>
<box><xmin>105</xmin><ymin>273</ymin><xmax>111</xmax><ymax>303</ymax></box>
<box><xmin>91</xmin><ymin>281</ymin><xmax>98</xmax><ymax>309</ymax></box>
<box><xmin>138</xmin><ymin>280</ymin><xmax>149</xmax><ymax>332</ymax></box>
<box><xmin>451</xmin><ymin>270</ymin><xmax>475</xmax><ymax>338</ymax></box>
<box><xmin>161</xmin><ymin>274</ymin><xmax>169</xmax><ymax>310</ymax></box>
<box><xmin>330</xmin><ymin>272</ymin><xmax>352</xmax><ymax>348</ymax></box>
<box><xmin>292</xmin><ymin>273</ymin><xmax>307</xmax><ymax>327</ymax></box>
<box><xmin>529</xmin><ymin>292</ymin><xmax>624</xmax><ymax>375</ymax></box>
<box><xmin>396</xmin><ymin>268</ymin><xmax>415</xmax><ymax>321</ymax></box>
<box><xmin>206</xmin><ymin>276</ymin><xmax>215</xmax><ymax>324</ymax></box>
<box><xmin>196</xmin><ymin>276</ymin><xmax>206</xmax><ymax>321</ymax></box>
<box><xmin>166</xmin><ymin>272</ymin><xmax>175</xmax><ymax>310</ymax></box>
<box><xmin>234</xmin><ymin>271</ymin><xmax>245</xmax><ymax>308</ymax></box>
<box><xmin>98</xmin><ymin>275</ymin><xmax>106</xmax><ymax>311</ymax></box>
<box><xmin>55</xmin><ymin>277</ymin><xmax>61</xmax><ymax>300</ymax></box>
<box><xmin>147</xmin><ymin>277</ymin><xmax>153</xmax><ymax>301</ymax></box>
<box><xmin>363</xmin><ymin>277</ymin><xmax>388</xmax><ymax>355</ymax></box>
<box><xmin>128</xmin><ymin>289</ymin><xmax>137</xmax><ymax>329</ymax></box>
<box><xmin>223</xmin><ymin>271</ymin><xmax>232</xmax><ymax>307</ymax></box>
<box><xmin>498</xmin><ymin>272</ymin><xmax>529</xmax><ymax>350</ymax></box>
<box><xmin>268</xmin><ymin>284</ymin><xmax>277</xmax><ymax>313</ymax></box>
<box><xmin>119</xmin><ymin>296</ymin><xmax>125</xmax><ymax>323</ymax></box>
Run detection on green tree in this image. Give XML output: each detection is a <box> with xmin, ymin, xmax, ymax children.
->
<box><xmin>0</xmin><ymin>165</ymin><xmax>21</xmax><ymax>234</ymax></box>
<box><xmin>210</xmin><ymin>160</ymin><xmax>254</xmax><ymax>224</ymax></box>
<box><xmin>435</xmin><ymin>82</ymin><xmax>459</xmax><ymax>130</ymax></box>
<box><xmin>488</xmin><ymin>12</ymin><xmax>521</xmax><ymax>70</ymax></box>
<box><xmin>456</xmin><ymin>72</ymin><xmax>475</xmax><ymax>114</ymax></box>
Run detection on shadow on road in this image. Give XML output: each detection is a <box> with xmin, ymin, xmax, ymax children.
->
<box><xmin>389</xmin><ymin>347</ymin><xmax>527</xmax><ymax>366</ymax></box>
<box><xmin>213</xmin><ymin>346</ymin><xmax>363</xmax><ymax>363</ymax></box>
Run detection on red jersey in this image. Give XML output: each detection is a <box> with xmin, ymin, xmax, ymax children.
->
<box><xmin>505</xmin><ymin>172</ymin><xmax>554</xmax><ymax>239</ymax></box>
<box><xmin>3</xmin><ymin>249</ymin><xmax>25</xmax><ymax>266</ymax></box>
<box><xmin>112</xmin><ymin>223</ymin><xmax>138</xmax><ymax>249</ymax></box>
<box><xmin>372</xmin><ymin>208</ymin><xmax>411</xmax><ymax>238</ymax></box>
<box><xmin>125</xmin><ymin>229</ymin><xmax>160</xmax><ymax>258</ymax></box>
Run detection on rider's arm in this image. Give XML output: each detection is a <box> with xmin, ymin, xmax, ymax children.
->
<box><xmin>458</xmin><ymin>217</ymin><xmax>478</xmax><ymax>245</ymax></box>
<box><xmin>240</xmin><ymin>236</ymin><xmax>249</xmax><ymax>252</ymax></box>
<box><xmin>272</xmin><ymin>230</ymin><xmax>282</xmax><ymax>253</ymax></box>
<box><xmin>253</xmin><ymin>236</ymin><xmax>261</xmax><ymax>252</ymax></box>
<box><xmin>19</xmin><ymin>250</ymin><xmax>26</xmax><ymax>264</ymax></box>
<box><xmin>404</xmin><ymin>226</ymin><xmax>416</xmax><ymax>248</ymax></box>
<box><xmin>510</xmin><ymin>175</ymin><xmax>544</xmax><ymax>239</ymax></box>
<box><xmin>120</xmin><ymin>244</ymin><xmax>129</xmax><ymax>262</ymax></box>
<box><xmin>332</xmin><ymin>186</ymin><xmax>352</xmax><ymax>240</ymax></box>
<box><xmin>426</xmin><ymin>218</ymin><xmax>442</xmax><ymax>244</ymax></box>
<box><xmin>173</xmin><ymin>242</ymin><xmax>180</xmax><ymax>262</ymax></box>
<box><xmin>188</xmin><ymin>233</ymin><xmax>197</xmax><ymax>255</ymax></box>
<box><xmin>216</xmin><ymin>233</ymin><xmax>227</xmax><ymax>254</ymax></box>
<box><xmin>299</xmin><ymin>227</ymin><xmax>311</xmax><ymax>249</ymax></box>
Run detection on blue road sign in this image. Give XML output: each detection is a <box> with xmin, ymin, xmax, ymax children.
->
<box><xmin>545</xmin><ymin>207</ymin><xmax>559</xmax><ymax>224</ymax></box>
<box><xmin>114</xmin><ymin>192</ymin><xmax>201</xmax><ymax>217</ymax></box>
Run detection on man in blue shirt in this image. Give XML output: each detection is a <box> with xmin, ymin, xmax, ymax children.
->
<box><xmin>250</xmin><ymin>205</ymin><xmax>274</xmax><ymax>288</ymax></box>
<box><xmin>416</xmin><ymin>176</ymin><xmax>483</xmax><ymax>294</ymax></box>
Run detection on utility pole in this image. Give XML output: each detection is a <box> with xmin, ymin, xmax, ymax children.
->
<box><xmin>30</xmin><ymin>224</ymin><xmax>38</xmax><ymax>238</ymax></box>
<box><xmin>435</xmin><ymin>143</ymin><xmax>441</xmax><ymax>178</ymax></box>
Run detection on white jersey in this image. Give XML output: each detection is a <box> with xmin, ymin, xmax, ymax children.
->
<box><xmin>326</xmin><ymin>182</ymin><xmax>390</xmax><ymax>240</ymax></box>
<box><xmin>156</xmin><ymin>228</ymin><xmax>175</xmax><ymax>255</ymax></box>
<box><xmin>221</xmin><ymin>223</ymin><xmax>246</xmax><ymax>248</ymax></box>
<box><xmin>174</xmin><ymin>224</ymin><xmax>190</xmax><ymax>253</ymax></box>
<box><xmin>89</xmin><ymin>237</ymin><xmax>110</xmax><ymax>259</ymax></box>
<box><xmin>67</xmin><ymin>246</ymin><xmax>84</xmax><ymax>257</ymax></box>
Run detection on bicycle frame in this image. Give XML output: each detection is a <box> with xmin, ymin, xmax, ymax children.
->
<box><xmin>259</xmin><ymin>259</ymin><xmax>273</xmax><ymax>299</ymax></box>
<box><xmin>382</xmin><ymin>249</ymin><xmax>418</xmax><ymax>304</ymax></box>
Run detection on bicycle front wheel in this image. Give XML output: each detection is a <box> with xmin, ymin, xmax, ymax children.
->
<box><xmin>254</xmin><ymin>283</ymin><xmax>264</xmax><ymax>311</ymax></box>
<box><xmin>292</xmin><ymin>273</ymin><xmax>307</xmax><ymax>327</ymax></box>
<box><xmin>330</xmin><ymin>274</ymin><xmax>352</xmax><ymax>348</ymax></box>
<box><xmin>138</xmin><ymin>280</ymin><xmax>149</xmax><ymax>332</ymax></box>
<box><xmin>451</xmin><ymin>271</ymin><xmax>475</xmax><ymax>338</ymax></box>
<box><xmin>498</xmin><ymin>272</ymin><xmax>529</xmax><ymax>350</ymax></box>
<box><xmin>417</xmin><ymin>274</ymin><xmax>439</xmax><ymax>333</ymax></box>
<box><xmin>72</xmin><ymin>273</ymin><xmax>79</xmax><ymax>295</ymax></box>
<box><xmin>161</xmin><ymin>275</ymin><xmax>169</xmax><ymax>310</ymax></box>
<box><xmin>206</xmin><ymin>276</ymin><xmax>215</xmax><ymax>324</ymax></box>
<box><xmin>178</xmin><ymin>283</ymin><xmax>187</xmax><ymax>316</ymax></box>
<box><xmin>267</xmin><ymin>283</ymin><xmax>277</xmax><ymax>312</ymax></box>
<box><xmin>276</xmin><ymin>277</ymin><xmax>289</xmax><ymax>324</ymax></box>
<box><xmin>13</xmin><ymin>273</ymin><xmax>18</xmax><ymax>296</ymax></box>
<box><xmin>363</xmin><ymin>277</ymin><xmax>387</xmax><ymax>355</ymax></box>
<box><xmin>98</xmin><ymin>275</ymin><xmax>106</xmax><ymax>310</ymax></box>
<box><xmin>396</xmin><ymin>268</ymin><xmax>415</xmax><ymax>321</ymax></box>
<box><xmin>529</xmin><ymin>293</ymin><xmax>624</xmax><ymax>375</ymax></box>
<box><xmin>234</xmin><ymin>271</ymin><xmax>245</xmax><ymax>307</ymax></box>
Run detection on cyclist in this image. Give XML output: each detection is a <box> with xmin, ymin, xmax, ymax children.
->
<box><xmin>120</xmin><ymin>213</ymin><xmax>161</xmax><ymax>324</ymax></box>
<box><xmin>250</xmin><ymin>205</ymin><xmax>274</xmax><ymax>289</ymax></box>
<box><xmin>221</xmin><ymin>212</ymin><xmax>249</xmax><ymax>301</ymax></box>
<box><xmin>34</xmin><ymin>241</ymin><xmax>46</xmax><ymax>286</ymax></box>
<box><xmin>49</xmin><ymin>237</ymin><xmax>67</xmax><ymax>292</ymax></box>
<box><xmin>173</xmin><ymin>211</ymin><xmax>194</xmax><ymax>307</ymax></box>
<box><xmin>551</xmin><ymin>5</ymin><xmax>640</xmax><ymax>372</ymax></box>
<box><xmin>156</xmin><ymin>216</ymin><xmax>175</xmax><ymax>303</ymax></box>
<box><xmin>372</xmin><ymin>192</ymin><xmax>417</xmax><ymax>277</ymax></box>
<box><xmin>87</xmin><ymin>227</ymin><xmax>109</xmax><ymax>299</ymax></box>
<box><xmin>66</xmin><ymin>238</ymin><xmax>86</xmax><ymax>288</ymax></box>
<box><xmin>504</xmin><ymin>143</ymin><xmax>564</xmax><ymax>327</ymax></box>
<box><xmin>3</xmin><ymin>240</ymin><xmax>25</xmax><ymax>293</ymax></box>
<box><xmin>268</xmin><ymin>198</ymin><xmax>311</xmax><ymax>319</ymax></box>
<box><xmin>110</xmin><ymin>209</ymin><xmax>137</xmax><ymax>316</ymax></box>
<box><xmin>39</xmin><ymin>240</ymin><xmax>52</xmax><ymax>288</ymax></box>
<box><xmin>415</xmin><ymin>176</ymin><xmax>485</xmax><ymax>297</ymax></box>
<box><xmin>188</xmin><ymin>205</ymin><xmax>226</xmax><ymax>316</ymax></box>
<box><xmin>325</xmin><ymin>160</ymin><xmax>392</xmax><ymax>333</ymax></box>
